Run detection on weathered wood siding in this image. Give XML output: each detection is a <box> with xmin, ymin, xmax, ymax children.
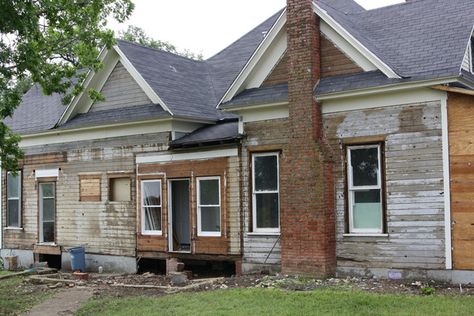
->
<box><xmin>136</xmin><ymin>154</ymin><xmax>241</xmax><ymax>256</ymax></box>
<box><xmin>324</xmin><ymin>101</ymin><xmax>445</xmax><ymax>269</ymax></box>
<box><xmin>262</xmin><ymin>53</ymin><xmax>289</xmax><ymax>87</ymax></box>
<box><xmin>2</xmin><ymin>133</ymin><xmax>169</xmax><ymax>257</ymax></box>
<box><xmin>448</xmin><ymin>92</ymin><xmax>474</xmax><ymax>270</ymax></box>
<box><xmin>90</xmin><ymin>61</ymin><xmax>152</xmax><ymax>112</ymax></box>
<box><xmin>241</xmin><ymin>119</ymin><xmax>289</xmax><ymax>268</ymax></box>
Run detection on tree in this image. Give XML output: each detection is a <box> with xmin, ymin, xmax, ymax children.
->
<box><xmin>0</xmin><ymin>0</ymin><xmax>134</xmax><ymax>171</ymax></box>
<box><xmin>119</xmin><ymin>25</ymin><xmax>203</xmax><ymax>60</ymax></box>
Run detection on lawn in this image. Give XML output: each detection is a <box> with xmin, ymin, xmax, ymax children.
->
<box><xmin>0</xmin><ymin>274</ymin><xmax>53</xmax><ymax>316</ymax></box>
<box><xmin>77</xmin><ymin>288</ymin><xmax>474</xmax><ymax>316</ymax></box>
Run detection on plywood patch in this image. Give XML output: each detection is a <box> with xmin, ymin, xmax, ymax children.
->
<box><xmin>79</xmin><ymin>175</ymin><xmax>101</xmax><ymax>202</ymax></box>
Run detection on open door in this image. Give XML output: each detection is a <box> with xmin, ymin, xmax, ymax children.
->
<box><xmin>168</xmin><ymin>179</ymin><xmax>191</xmax><ymax>253</ymax></box>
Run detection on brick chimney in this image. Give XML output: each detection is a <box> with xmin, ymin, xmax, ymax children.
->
<box><xmin>280</xmin><ymin>0</ymin><xmax>336</xmax><ymax>276</ymax></box>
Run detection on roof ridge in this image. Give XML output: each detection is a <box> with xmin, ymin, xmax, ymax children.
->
<box><xmin>116</xmin><ymin>39</ymin><xmax>205</xmax><ymax>63</ymax></box>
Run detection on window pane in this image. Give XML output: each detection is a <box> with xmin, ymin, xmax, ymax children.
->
<box><xmin>201</xmin><ymin>206</ymin><xmax>220</xmax><ymax>232</ymax></box>
<box><xmin>256</xmin><ymin>193</ymin><xmax>279</xmax><ymax>229</ymax></box>
<box><xmin>42</xmin><ymin>199</ymin><xmax>55</xmax><ymax>222</ymax></box>
<box><xmin>7</xmin><ymin>174</ymin><xmax>19</xmax><ymax>198</ymax></box>
<box><xmin>43</xmin><ymin>222</ymin><xmax>55</xmax><ymax>243</ymax></box>
<box><xmin>254</xmin><ymin>155</ymin><xmax>278</xmax><ymax>191</ymax></box>
<box><xmin>351</xmin><ymin>147</ymin><xmax>379</xmax><ymax>187</ymax></box>
<box><xmin>199</xmin><ymin>179</ymin><xmax>219</xmax><ymax>205</ymax></box>
<box><xmin>41</xmin><ymin>183</ymin><xmax>54</xmax><ymax>198</ymax></box>
<box><xmin>144</xmin><ymin>207</ymin><xmax>162</xmax><ymax>231</ymax></box>
<box><xmin>353</xmin><ymin>189</ymin><xmax>382</xmax><ymax>230</ymax></box>
<box><xmin>143</xmin><ymin>181</ymin><xmax>161</xmax><ymax>206</ymax></box>
<box><xmin>7</xmin><ymin>200</ymin><xmax>19</xmax><ymax>227</ymax></box>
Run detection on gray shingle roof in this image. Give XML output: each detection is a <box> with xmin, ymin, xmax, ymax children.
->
<box><xmin>222</xmin><ymin>83</ymin><xmax>288</xmax><ymax>108</ymax></box>
<box><xmin>3</xmin><ymin>84</ymin><xmax>66</xmax><ymax>135</ymax></box>
<box><xmin>170</xmin><ymin>120</ymin><xmax>240</xmax><ymax>148</ymax></box>
<box><xmin>316</xmin><ymin>0</ymin><xmax>474</xmax><ymax>79</ymax></box>
<box><xmin>58</xmin><ymin>104</ymin><xmax>169</xmax><ymax>130</ymax></box>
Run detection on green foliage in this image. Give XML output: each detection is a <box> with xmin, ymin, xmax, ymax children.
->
<box><xmin>421</xmin><ymin>286</ymin><xmax>436</xmax><ymax>295</ymax></box>
<box><xmin>77</xmin><ymin>288</ymin><xmax>474</xmax><ymax>316</ymax></box>
<box><xmin>119</xmin><ymin>25</ymin><xmax>203</xmax><ymax>60</ymax></box>
<box><xmin>0</xmin><ymin>0</ymin><xmax>134</xmax><ymax>171</ymax></box>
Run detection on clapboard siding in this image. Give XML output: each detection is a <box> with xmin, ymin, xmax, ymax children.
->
<box><xmin>2</xmin><ymin>132</ymin><xmax>170</xmax><ymax>256</ymax></box>
<box><xmin>323</xmin><ymin>101</ymin><xmax>446</xmax><ymax>270</ymax></box>
<box><xmin>90</xmin><ymin>62</ymin><xmax>152</xmax><ymax>112</ymax></box>
<box><xmin>241</xmin><ymin>118</ymin><xmax>289</xmax><ymax>268</ymax></box>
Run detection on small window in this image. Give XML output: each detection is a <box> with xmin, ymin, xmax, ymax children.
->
<box><xmin>109</xmin><ymin>177</ymin><xmax>131</xmax><ymax>202</ymax></box>
<box><xmin>197</xmin><ymin>177</ymin><xmax>221</xmax><ymax>237</ymax></box>
<box><xmin>252</xmin><ymin>152</ymin><xmax>280</xmax><ymax>233</ymax></box>
<box><xmin>79</xmin><ymin>176</ymin><xmax>101</xmax><ymax>202</ymax></box>
<box><xmin>141</xmin><ymin>180</ymin><xmax>162</xmax><ymax>235</ymax></box>
<box><xmin>347</xmin><ymin>144</ymin><xmax>384</xmax><ymax>234</ymax></box>
<box><xmin>7</xmin><ymin>171</ymin><xmax>21</xmax><ymax>227</ymax></box>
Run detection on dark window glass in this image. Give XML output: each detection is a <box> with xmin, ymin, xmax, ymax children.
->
<box><xmin>201</xmin><ymin>207</ymin><xmax>220</xmax><ymax>232</ymax></box>
<box><xmin>254</xmin><ymin>155</ymin><xmax>278</xmax><ymax>191</ymax></box>
<box><xmin>351</xmin><ymin>148</ymin><xmax>379</xmax><ymax>186</ymax></box>
<box><xmin>199</xmin><ymin>179</ymin><xmax>219</xmax><ymax>205</ymax></box>
<box><xmin>256</xmin><ymin>193</ymin><xmax>279</xmax><ymax>228</ymax></box>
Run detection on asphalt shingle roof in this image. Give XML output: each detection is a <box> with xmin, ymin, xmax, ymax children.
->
<box><xmin>170</xmin><ymin>120</ymin><xmax>240</xmax><ymax>148</ymax></box>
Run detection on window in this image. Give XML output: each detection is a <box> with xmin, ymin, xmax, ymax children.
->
<box><xmin>347</xmin><ymin>144</ymin><xmax>383</xmax><ymax>234</ymax></box>
<box><xmin>109</xmin><ymin>177</ymin><xmax>131</xmax><ymax>202</ymax></box>
<box><xmin>79</xmin><ymin>175</ymin><xmax>101</xmax><ymax>201</ymax></box>
<box><xmin>7</xmin><ymin>172</ymin><xmax>21</xmax><ymax>227</ymax></box>
<box><xmin>141</xmin><ymin>180</ymin><xmax>162</xmax><ymax>235</ymax></box>
<box><xmin>39</xmin><ymin>182</ymin><xmax>55</xmax><ymax>243</ymax></box>
<box><xmin>252</xmin><ymin>152</ymin><xmax>280</xmax><ymax>233</ymax></box>
<box><xmin>197</xmin><ymin>177</ymin><xmax>221</xmax><ymax>237</ymax></box>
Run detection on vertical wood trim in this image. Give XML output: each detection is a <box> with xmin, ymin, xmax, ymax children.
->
<box><xmin>441</xmin><ymin>96</ymin><xmax>453</xmax><ymax>270</ymax></box>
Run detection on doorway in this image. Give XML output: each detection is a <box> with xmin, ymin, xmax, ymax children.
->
<box><xmin>168</xmin><ymin>179</ymin><xmax>191</xmax><ymax>253</ymax></box>
<box><xmin>39</xmin><ymin>182</ymin><xmax>56</xmax><ymax>243</ymax></box>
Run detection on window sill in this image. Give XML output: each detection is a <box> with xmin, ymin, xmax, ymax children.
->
<box><xmin>197</xmin><ymin>233</ymin><xmax>222</xmax><ymax>238</ymax></box>
<box><xmin>343</xmin><ymin>233</ymin><xmax>388</xmax><ymax>238</ymax></box>
<box><xmin>141</xmin><ymin>232</ymin><xmax>163</xmax><ymax>237</ymax></box>
<box><xmin>247</xmin><ymin>232</ymin><xmax>280</xmax><ymax>237</ymax></box>
<box><xmin>4</xmin><ymin>227</ymin><xmax>23</xmax><ymax>231</ymax></box>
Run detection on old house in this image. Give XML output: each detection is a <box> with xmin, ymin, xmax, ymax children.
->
<box><xmin>2</xmin><ymin>0</ymin><xmax>474</xmax><ymax>282</ymax></box>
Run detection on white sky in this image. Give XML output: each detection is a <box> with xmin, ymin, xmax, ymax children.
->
<box><xmin>108</xmin><ymin>0</ymin><xmax>404</xmax><ymax>58</ymax></box>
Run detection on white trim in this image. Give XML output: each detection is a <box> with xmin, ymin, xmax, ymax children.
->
<box><xmin>312</xmin><ymin>2</ymin><xmax>400</xmax><ymax>79</ymax></box>
<box><xmin>347</xmin><ymin>145</ymin><xmax>383</xmax><ymax>234</ymax></box>
<box><xmin>113</xmin><ymin>45</ymin><xmax>173</xmax><ymax>115</ymax></box>
<box><xmin>246</xmin><ymin>232</ymin><xmax>280</xmax><ymax>237</ymax></box>
<box><xmin>35</xmin><ymin>168</ymin><xmax>59</xmax><ymax>179</ymax></box>
<box><xmin>137</xmin><ymin>148</ymin><xmax>238</xmax><ymax>164</ymax></box>
<box><xmin>343</xmin><ymin>233</ymin><xmax>388</xmax><ymax>238</ymax></box>
<box><xmin>321</xmin><ymin>88</ymin><xmax>447</xmax><ymax>114</ymax></box>
<box><xmin>320</xmin><ymin>21</ymin><xmax>376</xmax><ymax>72</ymax></box>
<box><xmin>141</xmin><ymin>179</ymin><xmax>163</xmax><ymax>236</ymax></box>
<box><xmin>196</xmin><ymin>176</ymin><xmax>222</xmax><ymax>237</ymax></box>
<box><xmin>441</xmin><ymin>96</ymin><xmax>452</xmax><ymax>270</ymax></box>
<box><xmin>251</xmin><ymin>152</ymin><xmax>280</xmax><ymax>234</ymax></box>
<box><xmin>219</xmin><ymin>9</ymin><xmax>287</xmax><ymax>105</ymax></box>
<box><xmin>3</xmin><ymin>227</ymin><xmax>24</xmax><ymax>231</ymax></box>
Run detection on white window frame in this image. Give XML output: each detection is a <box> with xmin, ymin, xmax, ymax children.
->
<box><xmin>39</xmin><ymin>182</ymin><xmax>55</xmax><ymax>244</ymax></box>
<box><xmin>6</xmin><ymin>171</ymin><xmax>21</xmax><ymax>228</ymax></box>
<box><xmin>252</xmin><ymin>152</ymin><xmax>280</xmax><ymax>234</ymax></box>
<box><xmin>347</xmin><ymin>144</ymin><xmax>383</xmax><ymax>234</ymax></box>
<box><xmin>141</xmin><ymin>179</ymin><xmax>162</xmax><ymax>236</ymax></box>
<box><xmin>196</xmin><ymin>176</ymin><xmax>221</xmax><ymax>237</ymax></box>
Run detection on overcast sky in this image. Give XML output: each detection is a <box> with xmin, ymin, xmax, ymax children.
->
<box><xmin>108</xmin><ymin>0</ymin><xmax>405</xmax><ymax>58</ymax></box>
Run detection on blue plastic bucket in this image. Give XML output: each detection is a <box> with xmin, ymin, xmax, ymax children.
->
<box><xmin>68</xmin><ymin>247</ymin><xmax>86</xmax><ymax>272</ymax></box>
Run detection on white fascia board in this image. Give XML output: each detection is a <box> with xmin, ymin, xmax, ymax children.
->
<box><xmin>320</xmin><ymin>21</ymin><xmax>376</xmax><ymax>72</ymax></box>
<box><xmin>218</xmin><ymin>9</ymin><xmax>287</xmax><ymax>105</ymax></box>
<box><xmin>20</xmin><ymin>118</ymin><xmax>173</xmax><ymax>148</ymax></box>
<box><xmin>317</xmin><ymin>76</ymin><xmax>459</xmax><ymax>103</ymax></box>
<box><xmin>312</xmin><ymin>2</ymin><xmax>400</xmax><ymax>79</ymax></box>
<box><xmin>321</xmin><ymin>87</ymin><xmax>446</xmax><ymax>114</ymax></box>
<box><xmin>113</xmin><ymin>45</ymin><xmax>173</xmax><ymax>115</ymax></box>
<box><xmin>136</xmin><ymin>148</ymin><xmax>238</xmax><ymax>164</ymax></box>
<box><xmin>35</xmin><ymin>168</ymin><xmax>59</xmax><ymax>179</ymax></box>
<box><xmin>57</xmin><ymin>46</ymin><xmax>110</xmax><ymax>125</ymax></box>
<box><xmin>234</xmin><ymin>102</ymin><xmax>289</xmax><ymax>123</ymax></box>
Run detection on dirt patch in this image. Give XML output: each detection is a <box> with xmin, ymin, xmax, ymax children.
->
<box><xmin>24</xmin><ymin>288</ymin><xmax>92</xmax><ymax>316</ymax></box>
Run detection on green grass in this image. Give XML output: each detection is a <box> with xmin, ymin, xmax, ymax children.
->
<box><xmin>0</xmin><ymin>270</ymin><xmax>13</xmax><ymax>276</ymax></box>
<box><xmin>0</xmin><ymin>276</ymin><xmax>52</xmax><ymax>316</ymax></box>
<box><xmin>77</xmin><ymin>288</ymin><xmax>474</xmax><ymax>316</ymax></box>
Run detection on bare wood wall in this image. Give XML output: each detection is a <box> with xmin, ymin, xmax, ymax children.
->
<box><xmin>323</xmin><ymin>101</ymin><xmax>446</xmax><ymax>269</ymax></box>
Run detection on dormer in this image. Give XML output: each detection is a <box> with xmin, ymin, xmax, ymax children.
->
<box><xmin>463</xmin><ymin>35</ymin><xmax>474</xmax><ymax>74</ymax></box>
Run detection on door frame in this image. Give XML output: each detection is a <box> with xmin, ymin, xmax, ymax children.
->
<box><xmin>38</xmin><ymin>182</ymin><xmax>56</xmax><ymax>244</ymax></box>
<box><xmin>167</xmin><ymin>178</ymin><xmax>191</xmax><ymax>253</ymax></box>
